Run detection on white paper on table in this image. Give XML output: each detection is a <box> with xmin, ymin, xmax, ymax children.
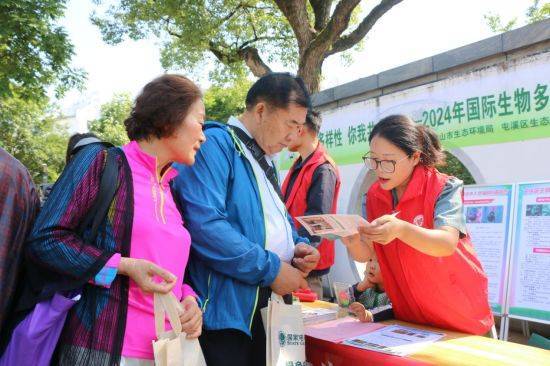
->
<box><xmin>304</xmin><ymin>316</ymin><xmax>385</xmax><ymax>343</ymax></box>
<box><xmin>296</xmin><ymin>214</ymin><xmax>369</xmax><ymax>239</ymax></box>
<box><xmin>342</xmin><ymin>325</ymin><xmax>445</xmax><ymax>357</ymax></box>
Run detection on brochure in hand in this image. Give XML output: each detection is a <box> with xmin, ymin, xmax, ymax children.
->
<box><xmin>296</xmin><ymin>214</ymin><xmax>369</xmax><ymax>239</ymax></box>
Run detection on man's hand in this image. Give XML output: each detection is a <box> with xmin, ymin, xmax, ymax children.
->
<box><xmin>270</xmin><ymin>262</ymin><xmax>308</xmax><ymax>295</ymax></box>
<box><xmin>292</xmin><ymin>243</ymin><xmax>320</xmax><ymax>276</ymax></box>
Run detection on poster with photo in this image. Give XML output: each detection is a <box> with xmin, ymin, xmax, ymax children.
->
<box><xmin>508</xmin><ymin>182</ymin><xmax>550</xmax><ymax>323</ymax></box>
<box><xmin>464</xmin><ymin>185</ymin><xmax>514</xmax><ymax>314</ymax></box>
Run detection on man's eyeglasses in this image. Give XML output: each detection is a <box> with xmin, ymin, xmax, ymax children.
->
<box><xmin>362</xmin><ymin>153</ymin><xmax>410</xmax><ymax>173</ymax></box>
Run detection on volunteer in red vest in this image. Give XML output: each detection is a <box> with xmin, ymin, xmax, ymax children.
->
<box><xmin>282</xmin><ymin>110</ymin><xmax>341</xmax><ymax>299</ymax></box>
<box><xmin>342</xmin><ymin>114</ymin><xmax>494</xmax><ymax>335</ymax></box>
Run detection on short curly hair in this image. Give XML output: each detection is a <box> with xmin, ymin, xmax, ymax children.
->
<box><xmin>125</xmin><ymin>74</ymin><xmax>202</xmax><ymax>141</ymax></box>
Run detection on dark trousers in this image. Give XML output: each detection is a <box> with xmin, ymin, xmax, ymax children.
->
<box><xmin>199</xmin><ymin>287</ymin><xmax>271</xmax><ymax>366</ymax></box>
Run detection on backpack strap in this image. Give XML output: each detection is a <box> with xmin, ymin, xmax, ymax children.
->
<box><xmin>228</xmin><ymin>125</ymin><xmax>284</xmax><ymax>201</ymax></box>
<box><xmin>77</xmin><ymin>147</ymin><xmax>120</xmax><ymax>243</ymax></box>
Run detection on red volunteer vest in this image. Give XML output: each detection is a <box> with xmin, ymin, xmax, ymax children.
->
<box><xmin>282</xmin><ymin>143</ymin><xmax>341</xmax><ymax>270</ymax></box>
<box><xmin>366</xmin><ymin>165</ymin><xmax>494</xmax><ymax>335</ymax></box>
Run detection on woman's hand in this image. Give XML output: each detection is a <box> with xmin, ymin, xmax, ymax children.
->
<box><xmin>360</xmin><ymin>215</ymin><xmax>405</xmax><ymax>245</ymax></box>
<box><xmin>341</xmin><ymin>230</ymin><xmax>375</xmax><ymax>262</ymax></box>
<box><xmin>118</xmin><ymin>257</ymin><xmax>177</xmax><ymax>294</ymax></box>
<box><xmin>179</xmin><ymin>296</ymin><xmax>202</xmax><ymax>338</ymax></box>
<box><xmin>349</xmin><ymin>302</ymin><xmax>373</xmax><ymax>323</ymax></box>
<box><xmin>341</xmin><ymin>233</ymin><xmax>360</xmax><ymax>247</ymax></box>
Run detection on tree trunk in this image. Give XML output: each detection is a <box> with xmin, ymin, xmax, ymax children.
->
<box><xmin>298</xmin><ymin>49</ymin><xmax>325</xmax><ymax>93</ymax></box>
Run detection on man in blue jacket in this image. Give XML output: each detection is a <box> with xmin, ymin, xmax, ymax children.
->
<box><xmin>173</xmin><ymin>73</ymin><xmax>320</xmax><ymax>366</ymax></box>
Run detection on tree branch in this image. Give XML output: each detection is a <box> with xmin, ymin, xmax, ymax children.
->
<box><xmin>309</xmin><ymin>0</ymin><xmax>333</xmax><ymax>31</ymax></box>
<box><xmin>239</xmin><ymin>36</ymin><xmax>293</xmax><ymax>50</ymax></box>
<box><xmin>244</xmin><ymin>7</ymin><xmax>259</xmax><ymax>40</ymax></box>
<box><xmin>163</xmin><ymin>16</ymin><xmax>183</xmax><ymax>38</ymax></box>
<box><xmin>311</xmin><ymin>0</ymin><xmax>361</xmax><ymax>52</ymax></box>
<box><xmin>209</xmin><ymin>41</ymin><xmax>272</xmax><ymax>77</ymax></box>
<box><xmin>237</xmin><ymin>47</ymin><xmax>272</xmax><ymax>77</ymax></box>
<box><xmin>217</xmin><ymin>2</ymin><xmax>277</xmax><ymax>26</ymax></box>
<box><xmin>219</xmin><ymin>3</ymin><xmax>244</xmax><ymax>23</ymax></box>
<box><xmin>327</xmin><ymin>0</ymin><xmax>403</xmax><ymax>56</ymax></box>
<box><xmin>209</xmin><ymin>41</ymin><xmax>241</xmax><ymax>64</ymax></box>
<box><xmin>273</xmin><ymin>0</ymin><xmax>315</xmax><ymax>54</ymax></box>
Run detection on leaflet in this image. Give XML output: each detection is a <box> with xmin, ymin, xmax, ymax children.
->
<box><xmin>296</xmin><ymin>214</ymin><xmax>369</xmax><ymax>239</ymax></box>
<box><xmin>342</xmin><ymin>325</ymin><xmax>445</xmax><ymax>357</ymax></box>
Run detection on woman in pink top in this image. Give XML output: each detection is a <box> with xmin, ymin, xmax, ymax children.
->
<box><xmin>21</xmin><ymin>74</ymin><xmax>205</xmax><ymax>366</ymax></box>
<box><xmin>117</xmin><ymin>74</ymin><xmax>206</xmax><ymax>364</ymax></box>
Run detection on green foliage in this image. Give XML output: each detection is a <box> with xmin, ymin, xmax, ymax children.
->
<box><xmin>0</xmin><ymin>0</ymin><xmax>86</xmax><ymax>101</ymax></box>
<box><xmin>204</xmin><ymin>77</ymin><xmax>252</xmax><ymax>122</ymax></box>
<box><xmin>439</xmin><ymin>151</ymin><xmax>476</xmax><ymax>185</ymax></box>
<box><xmin>0</xmin><ymin>96</ymin><xmax>68</xmax><ymax>182</ymax></box>
<box><xmin>485</xmin><ymin>0</ymin><xmax>549</xmax><ymax>33</ymax></box>
<box><xmin>88</xmin><ymin>93</ymin><xmax>132</xmax><ymax>146</ymax></box>
<box><xmin>91</xmin><ymin>0</ymin><xmax>297</xmax><ymax>84</ymax></box>
<box><xmin>526</xmin><ymin>0</ymin><xmax>550</xmax><ymax>22</ymax></box>
<box><xmin>0</xmin><ymin>0</ymin><xmax>87</xmax><ymax>184</ymax></box>
<box><xmin>88</xmin><ymin>81</ymin><xmax>252</xmax><ymax>143</ymax></box>
<box><xmin>484</xmin><ymin>13</ymin><xmax>517</xmax><ymax>33</ymax></box>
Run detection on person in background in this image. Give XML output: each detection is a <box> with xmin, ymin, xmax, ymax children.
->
<box><xmin>282</xmin><ymin>110</ymin><xmax>341</xmax><ymax>300</ymax></box>
<box><xmin>349</xmin><ymin>258</ymin><xmax>393</xmax><ymax>323</ymax></box>
<box><xmin>0</xmin><ymin>148</ymin><xmax>40</xmax><ymax>342</ymax></box>
<box><xmin>40</xmin><ymin>133</ymin><xmax>105</xmax><ymax>204</ymax></box>
<box><xmin>65</xmin><ymin>133</ymin><xmax>104</xmax><ymax>164</ymax></box>
<box><xmin>342</xmin><ymin>114</ymin><xmax>493</xmax><ymax>335</ymax></box>
<box><xmin>11</xmin><ymin>74</ymin><xmax>205</xmax><ymax>365</ymax></box>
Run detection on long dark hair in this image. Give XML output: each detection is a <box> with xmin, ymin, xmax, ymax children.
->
<box><xmin>369</xmin><ymin>114</ymin><xmax>446</xmax><ymax>167</ymax></box>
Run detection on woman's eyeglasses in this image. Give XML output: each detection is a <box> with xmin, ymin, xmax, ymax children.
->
<box><xmin>362</xmin><ymin>153</ymin><xmax>410</xmax><ymax>173</ymax></box>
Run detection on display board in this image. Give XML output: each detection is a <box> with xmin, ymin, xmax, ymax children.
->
<box><xmin>464</xmin><ymin>184</ymin><xmax>515</xmax><ymax>315</ymax></box>
<box><xmin>507</xmin><ymin>182</ymin><xmax>550</xmax><ymax>323</ymax></box>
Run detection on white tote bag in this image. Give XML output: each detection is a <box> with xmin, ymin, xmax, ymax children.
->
<box><xmin>262</xmin><ymin>294</ymin><xmax>307</xmax><ymax>366</ymax></box>
<box><xmin>152</xmin><ymin>293</ymin><xmax>206</xmax><ymax>366</ymax></box>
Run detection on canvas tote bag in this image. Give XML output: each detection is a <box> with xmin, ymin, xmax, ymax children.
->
<box><xmin>152</xmin><ymin>292</ymin><xmax>206</xmax><ymax>366</ymax></box>
<box><xmin>262</xmin><ymin>294</ymin><xmax>307</xmax><ymax>366</ymax></box>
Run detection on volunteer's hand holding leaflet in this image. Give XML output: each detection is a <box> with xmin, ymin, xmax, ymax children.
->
<box><xmin>339</xmin><ymin>213</ymin><xmax>400</xmax><ymax>262</ymax></box>
<box><xmin>357</xmin><ymin>213</ymin><xmax>402</xmax><ymax>245</ymax></box>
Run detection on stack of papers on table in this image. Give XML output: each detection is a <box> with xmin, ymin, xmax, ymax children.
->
<box><xmin>342</xmin><ymin>324</ymin><xmax>445</xmax><ymax>357</ymax></box>
<box><xmin>301</xmin><ymin>306</ymin><xmax>338</xmax><ymax>326</ymax></box>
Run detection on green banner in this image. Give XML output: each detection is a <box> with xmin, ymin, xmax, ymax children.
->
<box><xmin>280</xmin><ymin>81</ymin><xmax>549</xmax><ymax>170</ymax></box>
